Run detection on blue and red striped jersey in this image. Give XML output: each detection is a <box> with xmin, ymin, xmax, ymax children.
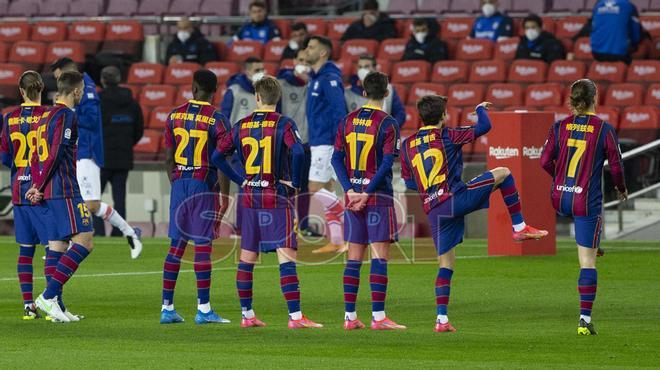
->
<box><xmin>401</xmin><ymin>125</ymin><xmax>477</xmax><ymax>214</ymax></box>
<box><xmin>334</xmin><ymin>105</ymin><xmax>400</xmax><ymax>206</ymax></box>
<box><xmin>540</xmin><ymin>113</ymin><xmax>626</xmax><ymax>217</ymax></box>
<box><xmin>163</xmin><ymin>100</ymin><xmax>231</xmax><ymax>189</ymax></box>
<box><xmin>30</xmin><ymin>103</ymin><xmax>80</xmax><ymax>200</ymax></box>
<box><xmin>217</xmin><ymin>110</ymin><xmax>302</xmax><ymax>209</ymax></box>
<box><xmin>0</xmin><ymin>104</ymin><xmax>50</xmax><ymax>205</ymax></box>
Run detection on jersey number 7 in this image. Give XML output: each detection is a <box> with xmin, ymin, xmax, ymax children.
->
<box><xmin>174</xmin><ymin>128</ymin><xmax>208</xmax><ymax>167</ymax></box>
<box><xmin>566</xmin><ymin>138</ymin><xmax>586</xmax><ymax>178</ymax></box>
<box><xmin>346</xmin><ymin>132</ymin><xmax>374</xmax><ymax>171</ymax></box>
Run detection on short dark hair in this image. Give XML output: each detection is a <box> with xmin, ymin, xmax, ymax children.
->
<box><xmin>307</xmin><ymin>35</ymin><xmax>333</xmax><ymax>55</ymax></box>
<box><xmin>254</xmin><ymin>76</ymin><xmax>281</xmax><ymax>105</ymax></box>
<box><xmin>245</xmin><ymin>56</ymin><xmax>263</xmax><ymax>66</ymax></box>
<box><xmin>249</xmin><ymin>1</ymin><xmax>266</xmax><ymax>9</ymax></box>
<box><xmin>57</xmin><ymin>70</ymin><xmax>84</xmax><ymax>95</ymax></box>
<box><xmin>50</xmin><ymin>57</ymin><xmax>76</xmax><ymax>72</ymax></box>
<box><xmin>417</xmin><ymin>95</ymin><xmax>448</xmax><ymax>126</ymax></box>
<box><xmin>569</xmin><ymin>79</ymin><xmax>597</xmax><ymax>114</ymax></box>
<box><xmin>363</xmin><ymin>71</ymin><xmax>388</xmax><ymax>100</ymax></box>
<box><xmin>193</xmin><ymin>69</ymin><xmax>218</xmax><ymax>94</ymax></box>
<box><xmin>358</xmin><ymin>54</ymin><xmax>377</xmax><ymax>67</ymax></box>
<box><xmin>363</xmin><ymin>0</ymin><xmax>379</xmax><ymax>11</ymax></box>
<box><xmin>291</xmin><ymin>22</ymin><xmax>307</xmax><ymax>32</ymax></box>
<box><xmin>523</xmin><ymin>14</ymin><xmax>543</xmax><ymax>28</ymax></box>
<box><xmin>413</xmin><ymin>18</ymin><xmax>428</xmax><ymax>27</ymax></box>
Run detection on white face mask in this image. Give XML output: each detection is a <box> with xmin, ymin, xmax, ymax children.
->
<box><xmin>177</xmin><ymin>30</ymin><xmax>191</xmax><ymax>43</ymax></box>
<box><xmin>288</xmin><ymin>39</ymin><xmax>299</xmax><ymax>50</ymax></box>
<box><xmin>357</xmin><ymin>68</ymin><xmax>370</xmax><ymax>82</ymax></box>
<box><xmin>251</xmin><ymin>71</ymin><xmax>265</xmax><ymax>83</ymax></box>
<box><xmin>294</xmin><ymin>64</ymin><xmax>310</xmax><ymax>75</ymax></box>
<box><xmin>482</xmin><ymin>3</ymin><xmax>496</xmax><ymax>17</ymax></box>
<box><xmin>414</xmin><ymin>32</ymin><xmax>427</xmax><ymax>44</ymax></box>
<box><xmin>525</xmin><ymin>28</ymin><xmax>540</xmax><ymax>41</ymax></box>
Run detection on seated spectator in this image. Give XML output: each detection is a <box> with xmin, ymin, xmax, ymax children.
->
<box><xmin>345</xmin><ymin>54</ymin><xmax>405</xmax><ymax>127</ymax></box>
<box><xmin>233</xmin><ymin>1</ymin><xmax>281</xmax><ymax>44</ymax></box>
<box><xmin>282</xmin><ymin>22</ymin><xmax>308</xmax><ymax>60</ymax></box>
<box><xmin>220</xmin><ymin>57</ymin><xmax>265</xmax><ymax>124</ymax></box>
<box><xmin>341</xmin><ymin>0</ymin><xmax>397</xmax><ymax>42</ymax></box>
<box><xmin>515</xmin><ymin>14</ymin><xmax>565</xmax><ymax>63</ymax></box>
<box><xmin>470</xmin><ymin>0</ymin><xmax>513</xmax><ymax>41</ymax></box>
<box><xmin>403</xmin><ymin>18</ymin><xmax>448</xmax><ymax>65</ymax></box>
<box><xmin>165</xmin><ymin>16</ymin><xmax>218</xmax><ymax>65</ymax></box>
<box><xmin>589</xmin><ymin>0</ymin><xmax>642</xmax><ymax>64</ymax></box>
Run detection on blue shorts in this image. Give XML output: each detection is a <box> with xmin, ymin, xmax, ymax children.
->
<box><xmin>169</xmin><ymin>179</ymin><xmax>221</xmax><ymax>245</ymax></box>
<box><xmin>429</xmin><ymin>172</ymin><xmax>495</xmax><ymax>255</ymax></box>
<box><xmin>45</xmin><ymin>197</ymin><xmax>93</xmax><ymax>241</ymax></box>
<box><xmin>14</xmin><ymin>204</ymin><xmax>49</xmax><ymax>245</ymax></box>
<box><xmin>241</xmin><ymin>207</ymin><xmax>297</xmax><ymax>253</ymax></box>
<box><xmin>574</xmin><ymin>215</ymin><xmax>603</xmax><ymax>249</ymax></box>
<box><xmin>344</xmin><ymin>205</ymin><xmax>398</xmax><ymax>244</ymax></box>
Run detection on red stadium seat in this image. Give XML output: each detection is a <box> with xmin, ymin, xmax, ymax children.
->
<box><xmin>333</xmin><ymin>58</ymin><xmax>352</xmax><ymax>78</ymax></box>
<box><xmin>0</xmin><ymin>43</ymin><xmax>9</xmax><ymax>63</ymax></box>
<box><xmin>134</xmin><ymin>129</ymin><xmax>162</xmax><ymax>157</ymax></box>
<box><xmin>404</xmin><ymin>105</ymin><xmax>420</xmax><ymax>128</ymax></box>
<box><xmin>148</xmin><ymin>106</ymin><xmax>173</xmax><ymax>129</ymax></box>
<box><xmin>652</xmin><ymin>37</ymin><xmax>660</xmax><ymax>59</ymax></box>
<box><xmin>9</xmin><ymin>41</ymin><xmax>46</xmax><ymax>70</ymax></box>
<box><xmin>228</xmin><ymin>40</ymin><xmax>263</xmax><ymax>62</ymax></box>
<box><xmin>440</xmin><ymin>18</ymin><xmax>474</xmax><ymax>40</ymax></box>
<box><xmin>396</xmin><ymin>19</ymin><xmax>414</xmax><ymax>39</ymax></box>
<box><xmin>271</xmin><ymin>19</ymin><xmax>290</xmax><ymax>39</ymax></box>
<box><xmin>46</xmin><ymin>42</ymin><xmax>85</xmax><ymax>64</ymax></box>
<box><xmin>264</xmin><ymin>62</ymin><xmax>278</xmax><ymax>76</ymax></box>
<box><xmin>604</xmin><ymin>83</ymin><xmax>644</xmax><ymax>107</ymax></box>
<box><xmin>103</xmin><ymin>21</ymin><xmax>144</xmax><ymax>56</ymax></box>
<box><xmin>640</xmin><ymin>16</ymin><xmax>660</xmax><ymax>37</ymax></box>
<box><xmin>407</xmin><ymin>82</ymin><xmax>446</xmax><ymax>105</ymax></box>
<box><xmin>469</xmin><ymin>60</ymin><xmax>507</xmax><ymax>83</ymax></box>
<box><xmin>341</xmin><ymin>39</ymin><xmax>379</xmax><ymax>61</ymax></box>
<box><xmin>543</xmin><ymin>106</ymin><xmax>571</xmax><ymax>122</ymax></box>
<box><xmin>445</xmin><ymin>106</ymin><xmax>461</xmax><ymax>127</ymax></box>
<box><xmin>280</xmin><ymin>59</ymin><xmax>295</xmax><ymax>71</ymax></box>
<box><xmin>263</xmin><ymin>39</ymin><xmax>288</xmax><ymax>62</ymax></box>
<box><xmin>447</xmin><ymin>84</ymin><xmax>485</xmax><ymax>107</ymax></box>
<box><xmin>626</xmin><ymin>60</ymin><xmax>660</xmax><ymax>82</ymax></box>
<box><xmin>547</xmin><ymin>60</ymin><xmax>586</xmax><ymax>83</ymax></box>
<box><xmin>555</xmin><ymin>17</ymin><xmax>588</xmax><ymax>39</ymax></box>
<box><xmin>0</xmin><ymin>63</ymin><xmax>23</xmax><ymax>101</ymax></box>
<box><xmin>619</xmin><ymin>106</ymin><xmax>659</xmax><ymax>144</ymax></box>
<box><xmin>205</xmin><ymin>62</ymin><xmax>240</xmax><ymax>84</ymax></box>
<box><xmin>0</xmin><ymin>22</ymin><xmax>30</xmax><ymax>43</ymax></box>
<box><xmin>486</xmin><ymin>83</ymin><xmax>523</xmax><ymax>107</ymax></box>
<box><xmin>587</xmin><ymin>62</ymin><xmax>626</xmax><ymax>83</ymax></box>
<box><xmin>120</xmin><ymin>84</ymin><xmax>141</xmax><ymax>99</ymax></box>
<box><xmin>69</xmin><ymin>21</ymin><xmax>105</xmax><ymax>55</ymax></box>
<box><xmin>301</xmin><ymin>19</ymin><xmax>327</xmax><ymax>36</ymax></box>
<box><xmin>140</xmin><ymin>84</ymin><xmax>176</xmax><ymax>107</ymax></box>
<box><xmin>127</xmin><ymin>62</ymin><xmax>164</xmax><ymax>84</ymax></box>
<box><xmin>508</xmin><ymin>60</ymin><xmax>547</xmax><ymax>83</ymax></box>
<box><xmin>455</xmin><ymin>39</ymin><xmax>493</xmax><ymax>60</ymax></box>
<box><xmin>493</xmin><ymin>38</ymin><xmax>519</xmax><ymax>60</ymax></box>
<box><xmin>646</xmin><ymin>84</ymin><xmax>660</xmax><ymax>105</ymax></box>
<box><xmin>175</xmin><ymin>86</ymin><xmax>194</xmax><ymax>105</ymax></box>
<box><xmin>595</xmin><ymin>106</ymin><xmax>620</xmax><ymax>128</ymax></box>
<box><xmin>377</xmin><ymin>38</ymin><xmax>408</xmax><ymax>61</ymax></box>
<box><xmin>391</xmin><ymin>61</ymin><xmax>430</xmax><ymax>83</ymax></box>
<box><xmin>525</xmin><ymin>83</ymin><xmax>563</xmax><ymax>107</ymax></box>
<box><xmin>573</xmin><ymin>37</ymin><xmax>592</xmax><ymax>60</ymax></box>
<box><xmin>164</xmin><ymin>62</ymin><xmax>199</xmax><ymax>85</ymax></box>
<box><xmin>431</xmin><ymin>61</ymin><xmax>469</xmax><ymax>83</ymax></box>
<box><xmin>391</xmin><ymin>83</ymin><xmax>408</xmax><ymax>103</ymax></box>
<box><xmin>32</xmin><ymin>22</ymin><xmax>67</xmax><ymax>42</ymax></box>
<box><xmin>327</xmin><ymin>18</ymin><xmax>356</xmax><ymax>40</ymax></box>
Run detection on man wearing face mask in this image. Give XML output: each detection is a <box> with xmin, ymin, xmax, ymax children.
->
<box><xmin>402</xmin><ymin>18</ymin><xmax>448</xmax><ymax>65</ymax></box>
<box><xmin>514</xmin><ymin>14</ymin><xmax>565</xmax><ymax>63</ymax></box>
<box><xmin>165</xmin><ymin>17</ymin><xmax>218</xmax><ymax>65</ymax></box>
<box><xmin>345</xmin><ymin>55</ymin><xmax>405</xmax><ymax>127</ymax></box>
<box><xmin>233</xmin><ymin>1</ymin><xmax>281</xmax><ymax>44</ymax></box>
<box><xmin>221</xmin><ymin>57</ymin><xmax>265</xmax><ymax>125</ymax></box>
<box><xmin>341</xmin><ymin>0</ymin><xmax>397</xmax><ymax>42</ymax></box>
<box><xmin>282</xmin><ymin>23</ymin><xmax>308</xmax><ymax>61</ymax></box>
<box><xmin>470</xmin><ymin>0</ymin><xmax>513</xmax><ymax>42</ymax></box>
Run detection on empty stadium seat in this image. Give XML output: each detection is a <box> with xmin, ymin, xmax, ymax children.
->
<box><xmin>128</xmin><ymin>62</ymin><xmax>164</xmax><ymax>84</ymax></box>
<box><xmin>555</xmin><ymin>17</ymin><xmax>588</xmax><ymax>39</ymax></box>
<box><xmin>164</xmin><ymin>62</ymin><xmax>200</xmax><ymax>85</ymax></box>
<box><xmin>640</xmin><ymin>16</ymin><xmax>660</xmax><ymax>37</ymax></box>
<box><xmin>301</xmin><ymin>19</ymin><xmax>327</xmax><ymax>36</ymax></box>
<box><xmin>327</xmin><ymin>18</ymin><xmax>356</xmax><ymax>40</ymax></box>
<box><xmin>377</xmin><ymin>38</ymin><xmax>408</xmax><ymax>61</ymax></box>
<box><xmin>407</xmin><ymin>82</ymin><xmax>446</xmax><ymax>105</ymax></box>
<box><xmin>139</xmin><ymin>85</ymin><xmax>176</xmax><ymax>107</ymax></box>
<box><xmin>595</xmin><ymin>106</ymin><xmax>620</xmax><ymax>128</ymax></box>
<box><xmin>69</xmin><ymin>21</ymin><xmax>105</xmax><ymax>54</ymax></box>
<box><xmin>134</xmin><ymin>129</ymin><xmax>162</xmax><ymax>158</ymax></box>
<box><xmin>175</xmin><ymin>86</ymin><xmax>194</xmax><ymax>105</ymax></box>
<box><xmin>525</xmin><ymin>83</ymin><xmax>563</xmax><ymax>107</ymax></box>
<box><xmin>103</xmin><ymin>21</ymin><xmax>144</xmax><ymax>57</ymax></box>
<box><xmin>508</xmin><ymin>60</ymin><xmax>547</xmax><ymax>83</ymax></box>
<box><xmin>469</xmin><ymin>60</ymin><xmax>507</xmax><ymax>83</ymax></box>
<box><xmin>280</xmin><ymin>59</ymin><xmax>294</xmax><ymax>71</ymax></box>
<box><xmin>205</xmin><ymin>62</ymin><xmax>240</xmax><ymax>84</ymax></box>
<box><xmin>547</xmin><ymin>60</ymin><xmax>586</xmax><ymax>83</ymax></box>
<box><xmin>619</xmin><ymin>106</ymin><xmax>659</xmax><ymax>144</ymax></box>
<box><xmin>264</xmin><ymin>62</ymin><xmax>278</xmax><ymax>76</ymax></box>
<box><xmin>341</xmin><ymin>39</ymin><xmax>379</xmax><ymax>61</ymax></box>
<box><xmin>543</xmin><ymin>106</ymin><xmax>571</xmax><ymax>122</ymax></box>
<box><xmin>391</xmin><ymin>61</ymin><xmax>430</xmax><ymax>83</ymax></box>
<box><xmin>646</xmin><ymin>84</ymin><xmax>660</xmax><ymax>105</ymax></box>
<box><xmin>494</xmin><ymin>38</ymin><xmax>519</xmax><ymax>60</ymax></box>
<box><xmin>573</xmin><ymin>37</ymin><xmax>592</xmax><ymax>60</ymax></box>
<box><xmin>404</xmin><ymin>105</ymin><xmax>420</xmax><ymax>128</ymax></box>
<box><xmin>148</xmin><ymin>106</ymin><xmax>173</xmax><ymax>129</ymax></box>
<box><xmin>441</xmin><ymin>18</ymin><xmax>474</xmax><ymax>40</ymax></box>
<box><xmin>46</xmin><ymin>41</ymin><xmax>85</xmax><ymax>64</ymax></box>
<box><xmin>0</xmin><ymin>63</ymin><xmax>23</xmax><ymax>101</ymax></box>
<box><xmin>228</xmin><ymin>40</ymin><xmax>263</xmax><ymax>62</ymax></box>
<box><xmin>587</xmin><ymin>62</ymin><xmax>626</xmax><ymax>83</ymax></box>
<box><xmin>431</xmin><ymin>61</ymin><xmax>468</xmax><ymax>83</ymax></box>
<box><xmin>456</xmin><ymin>39</ymin><xmax>493</xmax><ymax>60</ymax></box>
<box><xmin>447</xmin><ymin>84</ymin><xmax>485</xmax><ymax>107</ymax></box>
<box><xmin>626</xmin><ymin>60</ymin><xmax>660</xmax><ymax>82</ymax></box>
<box><xmin>264</xmin><ymin>40</ymin><xmax>288</xmax><ymax>62</ymax></box>
<box><xmin>32</xmin><ymin>22</ymin><xmax>67</xmax><ymax>42</ymax></box>
<box><xmin>391</xmin><ymin>83</ymin><xmax>408</xmax><ymax>103</ymax></box>
<box><xmin>270</xmin><ymin>19</ymin><xmax>290</xmax><ymax>39</ymax></box>
<box><xmin>604</xmin><ymin>83</ymin><xmax>644</xmax><ymax>107</ymax></box>
<box><xmin>9</xmin><ymin>41</ymin><xmax>46</xmax><ymax>71</ymax></box>
<box><xmin>333</xmin><ymin>58</ymin><xmax>352</xmax><ymax>78</ymax></box>
<box><xmin>486</xmin><ymin>83</ymin><xmax>523</xmax><ymax>107</ymax></box>
<box><xmin>0</xmin><ymin>43</ymin><xmax>8</xmax><ymax>63</ymax></box>
<box><xmin>444</xmin><ymin>106</ymin><xmax>461</xmax><ymax>127</ymax></box>
<box><xmin>0</xmin><ymin>22</ymin><xmax>30</xmax><ymax>43</ymax></box>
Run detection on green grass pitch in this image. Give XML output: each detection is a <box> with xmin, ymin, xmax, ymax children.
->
<box><xmin>0</xmin><ymin>236</ymin><xmax>659</xmax><ymax>369</ymax></box>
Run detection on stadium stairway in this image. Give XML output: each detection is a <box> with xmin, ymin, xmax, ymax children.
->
<box><xmin>603</xmin><ymin>197</ymin><xmax>660</xmax><ymax>240</ymax></box>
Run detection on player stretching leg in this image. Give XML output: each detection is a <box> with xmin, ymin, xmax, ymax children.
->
<box><xmin>0</xmin><ymin>71</ymin><xmax>52</xmax><ymax>320</ymax></box>
<box><xmin>51</xmin><ymin>58</ymin><xmax>142</xmax><ymax>259</ymax></box>
<box><xmin>331</xmin><ymin>71</ymin><xmax>405</xmax><ymax>330</ymax></box>
<box><xmin>540</xmin><ymin>79</ymin><xmax>627</xmax><ymax>335</ymax></box>
<box><xmin>401</xmin><ymin>96</ymin><xmax>548</xmax><ymax>333</ymax></box>
<box><xmin>160</xmin><ymin>70</ymin><xmax>231</xmax><ymax>325</ymax></box>
<box><xmin>28</xmin><ymin>71</ymin><xmax>95</xmax><ymax>323</ymax></box>
<box><xmin>213</xmin><ymin>76</ymin><xmax>322</xmax><ymax>329</ymax></box>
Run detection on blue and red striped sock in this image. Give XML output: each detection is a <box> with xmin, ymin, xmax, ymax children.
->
<box><xmin>194</xmin><ymin>245</ymin><xmax>212</xmax><ymax>306</ymax></box>
<box><xmin>279</xmin><ymin>261</ymin><xmax>301</xmax><ymax>315</ymax></box>
<box><xmin>436</xmin><ymin>268</ymin><xmax>454</xmax><ymax>318</ymax></box>
<box><xmin>578</xmin><ymin>268</ymin><xmax>597</xmax><ymax>320</ymax></box>
<box><xmin>343</xmin><ymin>260</ymin><xmax>362</xmax><ymax>315</ymax></box>
<box><xmin>17</xmin><ymin>245</ymin><xmax>35</xmax><ymax>305</ymax></box>
<box><xmin>370</xmin><ymin>258</ymin><xmax>388</xmax><ymax>318</ymax></box>
<box><xmin>44</xmin><ymin>243</ymin><xmax>90</xmax><ymax>300</ymax></box>
<box><xmin>500</xmin><ymin>174</ymin><xmax>524</xmax><ymax>226</ymax></box>
<box><xmin>236</xmin><ymin>261</ymin><xmax>254</xmax><ymax>312</ymax></box>
<box><xmin>162</xmin><ymin>239</ymin><xmax>187</xmax><ymax>307</ymax></box>
<box><xmin>44</xmin><ymin>248</ymin><xmax>66</xmax><ymax>310</ymax></box>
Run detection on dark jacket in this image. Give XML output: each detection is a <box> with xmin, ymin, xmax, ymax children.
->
<box><xmin>99</xmin><ymin>85</ymin><xmax>144</xmax><ymax>170</ymax></box>
<box><xmin>341</xmin><ymin>13</ymin><xmax>397</xmax><ymax>42</ymax></box>
<box><xmin>402</xmin><ymin>34</ymin><xmax>448</xmax><ymax>64</ymax></box>
<box><xmin>282</xmin><ymin>45</ymin><xmax>298</xmax><ymax>60</ymax></box>
<box><xmin>165</xmin><ymin>28</ymin><xmax>218</xmax><ymax>65</ymax></box>
<box><xmin>515</xmin><ymin>31</ymin><xmax>565</xmax><ymax>63</ymax></box>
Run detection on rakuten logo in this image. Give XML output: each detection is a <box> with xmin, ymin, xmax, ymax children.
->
<box><xmin>491</xmin><ymin>88</ymin><xmax>513</xmax><ymax>99</ymax></box>
<box><xmin>350</xmin><ymin>177</ymin><xmax>371</xmax><ymax>185</ymax></box>
<box><xmin>384</xmin><ymin>44</ymin><xmax>404</xmax><ymax>54</ymax></box>
<box><xmin>498</xmin><ymin>43</ymin><xmax>517</xmax><ymax>54</ymax></box>
<box><xmin>489</xmin><ymin>146</ymin><xmax>519</xmax><ymax>159</ymax></box>
<box><xmin>413</xmin><ymin>88</ymin><xmax>437</xmax><ymax>98</ymax></box>
<box><xmin>0</xmin><ymin>27</ymin><xmax>21</xmax><ymax>37</ymax></box>
<box><xmin>182</xmin><ymin>90</ymin><xmax>193</xmax><ymax>100</ymax></box>
<box><xmin>171</xmin><ymin>69</ymin><xmax>192</xmax><ymax>79</ymax></box>
<box><xmin>515</xmin><ymin>66</ymin><xmax>538</xmax><ymax>76</ymax></box>
<box><xmin>556</xmin><ymin>184</ymin><xmax>583</xmax><ymax>194</ymax></box>
<box><xmin>595</xmin><ymin>64</ymin><xmax>617</xmax><ymax>75</ymax></box>
<box><xmin>145</xmin><ymin>91</ymin><xmax>166</xmax><ymax>100</ymax></box>
<box><xmin>625</xmin><ymin>112</ymin><xmax>650</xmax><ymax>124</ymax></box>
<box><xmin>462</xmin><ymin>44</ymin><xmax>484</xmax><ymax>54</ymax></box>
<box><xmin>611</xmin><ymin>90</ymin><xmax>633</xmax><ymax>101</ymax></box>
<box><xmin>37</xmin><ymin>26</ymin><xmax>57</xmax><ymax>36</ymax></box>
<box><xmin>346</xmin><ymin>46</ymin><xmax>368</xmax><ymax>55</ymax></box>
<box><xmin>437</xmin><ymin>66</ymin><xmax>459</xmax><ymax>76</ymax></box>
<box><xmin>270</xmin><ymin>45</ymin><xmax>284</xmax><ymax>54</ymax></box>
<box><xmin>475</xmin><ymin>66</ymin><xmax>497</xmax><ymax>76</ymax></box>
<box><xmin>554</xmin><ymin>66</ymin><xmax>577</xmax><ymax>76</ymax></box>
<box><xmin>562</xmin><ymin>22</ymin><xmax>584</xmax><ymax>33</ymax></box>
<box><xmin>530</xmin><ymin>90</ymin><xmax>553</xmax><ymax>101</ymax></box>
<box><xmin>397</xmin><ymin>67</ymin><xmax>420</xmax><ymax>77</ymax></box>
<box><xmin>111</xmin><ymin>25</ymin><xmax>133</xmax><ymax>34</ymax></box>
<box><xmin>523</xmin><ymin>146</ymin><xmax>542</xmax><ymax>159</ymax></box>
<box><xmin>209</xmin><ymin>68</ymin><xmax>230</xmax><ymax>76</ymax></box>
<box><xmin>134</xmin><ymin>68</ymin><xmax>155</xmax><ymax>78</ymax></box>
<box><xmin>579</xmin><ymin>42</ymin><xmax>591</xmax><ymax>53</ymax></box>
<box><xmin>0</xmin><ymin>70</ymin><xmax>16</xmax><ymax>79</ymax></box>
<box><xmin>233</xmin><ymin>46</ymin><xmax>254</xmax><ymax>55</ymax></box>
<box><xmin>452</xmin><ymin>90</ymin><xmax>475</xmax><ymax>101</ymax></box>
<box><xmin>652</xmin><ymin>89</ymin><xmax>660</xmax><ymax>100</ymax></box>
<box><xmin>75</xmin><ymin>25</ymin><xmax>97</xmax><ymax>35</ymax></box>
<box><xmin>632</xmin><ymin>65</ymin><xmax>656</xmax><ymax>76</ymax></box>
<box><xmin>447</xmin><ymin>23</ymin><xmax>469</xmax><ymax>33</ymax></box>
<box><xmin>16</xmin><ymin>47</ymin><xmax>36</xmax><ymax>56</ymax></box>
<box><xmin>139</xmin><ymin>136</ymin><xmax>152</xmax><ymax>145</ymax></box>
<box><xmin>156</xmin><ymin>112</ymin><xmax>168</xmax><ymax>122</ymax></box>
<box><xmin>333</xmin><ymin>24</ymin><xmax>349</xmax><ymax>33</ymax></box>
<box><xmin>52</xmin><ymin>47</ymin><xmax>73</xmax><ymax>57</ymax></box>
